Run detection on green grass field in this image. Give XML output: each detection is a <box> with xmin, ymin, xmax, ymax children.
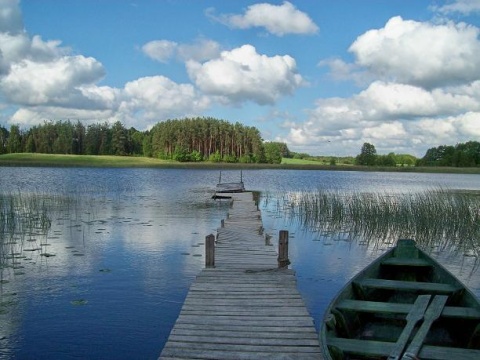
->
<box><xmin>0</xmin><ymin>153</ymin><xmax>175</xmax><ymax>167</ymax></box>
<box><xmin>0</xmin><ymin>153</ymin><xmax>479</xmax><ymax>173</ymax></box>
<box><xmin>281</xmin><ymin>158</ymin><xmax>321</xmax><ymax>165</ymax></box>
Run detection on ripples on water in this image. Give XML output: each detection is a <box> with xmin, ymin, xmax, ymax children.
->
<box><xmin>0</xmin><ymin>167</ymin><xmax>479</xmax><ymax>358</ymax></box>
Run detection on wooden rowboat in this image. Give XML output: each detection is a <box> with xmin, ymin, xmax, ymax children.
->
<box><xmin>320</xmin><ymin>239</ymin><xmax>480</xmax><ymax>360</ymax></box>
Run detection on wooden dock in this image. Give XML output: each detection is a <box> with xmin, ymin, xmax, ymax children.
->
<box><xmin>159</xmin><ymin>192</ymin><xmax>322</xmax><ymax>359</ymax></box>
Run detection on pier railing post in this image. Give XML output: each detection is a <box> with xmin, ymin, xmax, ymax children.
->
<box><xmin>278</xmin><ymin>230</ymin><xmax>290</xmax><ymax>268</ymax></box>
<box><xmin>205</xmin><ymin>234</ymin><xmax>215</xmax><ymax>268</ymax></box>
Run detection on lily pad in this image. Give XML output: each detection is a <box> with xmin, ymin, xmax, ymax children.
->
<box><xmin>70</xmin><ymin>299</ymin><xmax>88</xmax><ymax>306</ymax></box>
<box><xmin>41</xmin><ymin>253</ymin><xmax>56</xmax><ymax>257</ymax></box>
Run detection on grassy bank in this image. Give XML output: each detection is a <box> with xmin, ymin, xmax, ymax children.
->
<box><xmin>1</xmin><ymin>153</ymin><xmax>480</xmax><ymax>173</ymax></box>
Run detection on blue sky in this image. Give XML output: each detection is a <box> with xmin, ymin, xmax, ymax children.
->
<box><xmin>1</xmin><ymin>0</ymin><xmax>480</xmax><ymax>156</ymax></box>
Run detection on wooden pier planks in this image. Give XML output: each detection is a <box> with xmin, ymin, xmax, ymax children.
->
<box><xmin>159</xmin><ymin>192</ymin><xmax>322</xmax><ymax>359</ymax></box>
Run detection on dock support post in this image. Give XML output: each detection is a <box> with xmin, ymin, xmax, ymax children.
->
<box><xmin>278</xmin><ymin>230</ymin><xmax>290</xmax><ymax>268</ymax></box>
<box><xmin>206</xmin><ymin>234</ymin><xmax>215</xmax><ymax>268</ymax></box>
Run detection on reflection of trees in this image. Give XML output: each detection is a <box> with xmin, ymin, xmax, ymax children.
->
<box><xmin>266</xmin><ymin>189</ymin><xmax>480</xmax><ymax>256</ymax></box>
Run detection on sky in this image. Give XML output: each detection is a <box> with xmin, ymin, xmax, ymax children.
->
<box><xmin>1</xmin><ymin>0</ymin><xmax>480</xmax><ymax>157</ymax></box>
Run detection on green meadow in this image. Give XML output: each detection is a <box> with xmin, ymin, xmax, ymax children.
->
<box><xmin>1</xmin><ymin>153</ymin><xmax>480</xmax><ymax>173</ymax></box>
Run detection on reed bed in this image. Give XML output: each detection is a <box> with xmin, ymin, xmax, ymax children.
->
<box><xmin>0</xmin><ymin>192</ymin><xmax>76</xmax><ymax>277</ymax></box>
<box><xmin>267</xmin><ymin>188</ymin><xmax>480</xmax><ymax>255</ymax></box>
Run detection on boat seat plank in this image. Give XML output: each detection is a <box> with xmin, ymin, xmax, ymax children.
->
<box><xmin>419</xmin><ymin>346</ymin><xmax>480</xmax><ymax>360</ymax></box>
<box><xmin>382</xmin><ymin>257</ymin><xmax>432</xmax><ymax>267</ymax></box>
<box><xmin>336</xmin><ymin>299</ymin><xmax>480</xmax><ymax>319</ymax></box>
<box><xmin>443</xmin><ymin>306</ymin><xmax>480</xmax><ymax>319</ymax></box>
<box><xmin>357</xmin><ymin>278</ymin><xmax>459</xmax><ymax>294</ymax></box>
<box><xmin>336</xmin><ymin>299</ymin><xmax>411</xmax><ymax>314</ymax></box>
<box><xmin>327</xmin><ymin>337</ymin><xmax>480</xmax><ymax>360</ymax></box>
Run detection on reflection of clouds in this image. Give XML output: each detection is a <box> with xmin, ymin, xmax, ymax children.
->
<box><xmin>0</xmin><ymin>185</ymin><xmax>229</xmax><ymax>357</ymax></box>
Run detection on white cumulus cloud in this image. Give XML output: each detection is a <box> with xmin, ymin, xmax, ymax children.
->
<box><xmin>286</xmin><ymin>79</ymin><xmax>480</xmax><ymax>156</ymax></box>
<box><xmin>434</xmin><ymin>0</ymin><xmax>480</xmax><ymax>15</ymax></box>
<box><xmin>0</xmin><ymin>2</ymin><xmax>214</xmax><ymax>130</ymax></box>
<box><xmin>349</xmin><ymin>16</ymin><xmax>480</xmax><ymax>88</ymax></box>
<box><xmin>186</xmin><ymin>44</ymin><xmax>304</xmax><ymax>105</ymax></box>
<box><xmin>1</xmin><ymin>56</ymin><xmax>105</xmax><ymax>107</ymax></box>
<box><xmin>208</xmin><ymin>1</ymin><xmax>319</xmax><ymax>36</ymax></box>
<box><xmin>120</xmin><ymin>75</ymin><xmax>210</xmax><ymax>127</ymax></box>
<box><xmin>0</xmin><ymin>0</ymin><xmax>23</xmax><ymax>34</ymax></box>
<box><xmin>142</xmin><ymin>40</ymin><xmax>177</xmax><ymax>63</ymax></box>
<box><xmin>142</xmin><ymin>38</ymin><xmax>221</xmax><ymax>63</ymax></box>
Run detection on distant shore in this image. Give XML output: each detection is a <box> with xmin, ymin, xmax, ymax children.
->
<box><xmin>1</xmin><ymin>153</ymin><xmax>479</xmax><ymax>174</ymax></box>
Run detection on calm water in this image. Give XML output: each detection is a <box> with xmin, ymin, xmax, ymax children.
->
<box><xmin>0</xmin><ymin>167</ymin><xmax>479</xmax><ymax>359</ymax></box>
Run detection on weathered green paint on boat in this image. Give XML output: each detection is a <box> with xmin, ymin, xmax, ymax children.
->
<box><xmin>320</xmin><ymin>239</ymin><xmax>480</xmax><ymax>360</ymax></box>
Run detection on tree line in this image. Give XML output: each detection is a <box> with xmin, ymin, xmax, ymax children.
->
<box><xmin>417</xmin><ymin>141</ymin><xmax>480</xmax><ymax>167</ymax></box>
<box><xmin>0</xmin><ymin>118</ymin><xmax>288</xmax><ymax>164</ymax></box>
<box><xmin>355</xmin><ymin>141</ymin><xmax>480</xmax><ymax>167</ymax></box>
<box><xmin>355</xmin><ymin>143</ymin><xmax>417</xmax><ymax>167</ymax></box>
<box><xmin>2</xmin><ymin>119</ymin><xmax>477</xmax><ymax>167</ymax></box>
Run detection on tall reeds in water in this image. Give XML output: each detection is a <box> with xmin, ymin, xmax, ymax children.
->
<box><xmin>0</xmin><ymin>192</ymin><xmax>67</xmax><ymax>280</ymax></box>
<box><xmin>272</xmin><ymin>188</ymin><xmax>480</xmax><ymax>255</ymax></box>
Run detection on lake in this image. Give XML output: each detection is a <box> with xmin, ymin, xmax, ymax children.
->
<box><xmin>0</xmin><ymin>167</ymin><xmax>479</xmax><ymax>359</ymax></box>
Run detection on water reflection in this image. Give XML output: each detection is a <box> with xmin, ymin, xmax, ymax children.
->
<box><xmin>0</xmin><ymin>167</ymin><xmax>480</xmax><ymax>358</ymax></box>
<box><xmin>0</xmin><ymin>167</ymin><xmax>231</xmax><ymax>359</ymax></box>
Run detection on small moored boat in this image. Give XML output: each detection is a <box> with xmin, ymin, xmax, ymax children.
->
<box><xmin>321</xmin><ymin>239</ymin><xmax>480</xmax><ymax>360</ymax></box>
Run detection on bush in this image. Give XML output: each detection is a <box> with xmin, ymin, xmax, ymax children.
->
<box><xmin>173</xmin><ymin>146</ymin><xmax>189</xmax><ymax>162</ymax></box>
<box><xmin>223</xmin><ymin>154</ymin><xmax>237</xmax><ymax>163</ymax></box>
<box><xmin>190</xmin><ymin>150</ymin><xmax>203</xmax><ymax>162</ymax></box>
<box><xmin>208</xmin><ymin>151</ymin><xmax>222</xmax><ymax>162</ymax></box>
<box><xmin>239</xmin><ymin>154</ymin><xmax>254</xmax><ymax>163</ymax></box>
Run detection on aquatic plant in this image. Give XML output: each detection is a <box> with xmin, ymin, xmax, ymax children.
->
<box><xmin>266</xmin><ymin>188</ymin><xmax>480</xmax><ymax>255</ymax></box>
<box><xmin>0</xmin><ymin>192</ymin><xmax>63</xmax><ymax>277</ymax></box>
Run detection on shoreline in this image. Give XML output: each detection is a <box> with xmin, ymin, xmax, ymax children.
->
<box><xmin>1</xmin><ymin>153</ymin><xmax>479</xmax><ymax>174</ymax></box>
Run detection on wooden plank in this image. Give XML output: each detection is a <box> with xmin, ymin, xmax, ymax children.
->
<box><xmin>161</xmin><ymin>348</ymin><xmax>320</xmax><ymax>360</ymax></box>
<box><xmin>166</xmin><ymin>334</ymin><xmax>320</xmax><ymax>347</ymax></box>
<box><xmin>162</xmin><ymin>342</ymin><xmax>321</xmax><ymax>354</ymax></box>
<box><xmin>175</xmin><ymin>316</ymin><xmax>315</xmax><ymax>327</ymax></box>
<box><xmin>172</xmin><ymin>323</ymin><xmax>319</xmax><ymax>333</ymax></box>
<box><xmin>159</xmin><ymin>191</ymin><xmax>322</xmax><ymax>359</ymax></box>
<box><xmin>358</xmin><ymin>278</ymin><xmax>459</xmax><ymax>293</ymax></box>
<box><xmin>337</xmin><ymin>299</ymin><xmax>412</xmax><ymax>314</ymax></box>
<box><xmin>337</xmin><ymin>299</ymin><xmax>480</xmax><ymax>319</ymax></box>
<box><xmin>382</xmin><ymin>257</ymin><xmax>432</xmax><ymax>267</ymax></box>
<box><xmin>169</xmin><ymin>328</ymin><xmax>318</xmax><ymax>340</ymax></box>
<box><xmin>419</xmin><ymin>345</ymin><xmax>480</xmax><ymax>360</ymax></box>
